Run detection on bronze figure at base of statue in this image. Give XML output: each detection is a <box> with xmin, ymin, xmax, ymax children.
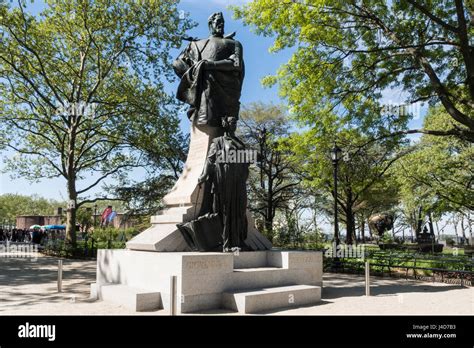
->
<box><xmin>174</xmin><ymin>12</ymin><xmax>253</xmax><ymax>252</ymax></box>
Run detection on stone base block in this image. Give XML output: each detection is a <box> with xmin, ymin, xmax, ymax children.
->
<box><xmin>222</xmin><ymin>284</ymin><xmax>321</xmax><ymax>314</ymax></box>
<box><xmin>93</xmin><ymin>249</ymin><xmax>323</xmax><ymax>314</ymax></box>
<box><xmin>92</xmin><ymin>283</ymin><xmax>162</xmax><ymax>312</ymax></box>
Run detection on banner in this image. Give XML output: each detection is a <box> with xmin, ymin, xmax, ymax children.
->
<box><xmin>107</xmin><ymin>211</ymin><xmax>117</xmax><ymax>223</ymax></box>
<box><xmin>100</xmin><ymin>206</ymin><xmax>113</xmax><ymax>226</ymax></box>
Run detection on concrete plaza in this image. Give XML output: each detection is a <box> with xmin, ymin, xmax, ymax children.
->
<box><xmin>0</xmin><ymin>253</ymin><xmax>472</xmax><ymax>315</ymax></box>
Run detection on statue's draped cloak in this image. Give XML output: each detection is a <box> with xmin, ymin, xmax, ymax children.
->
<box><xmin>204</xmin><ymin>136</ymin><xmax>249</xmax><ymax>249</ymax></box>
<box><xmin>174</xmin><ymin>36</ymin><xmax>245</xmax><ymax>127</ymax></box>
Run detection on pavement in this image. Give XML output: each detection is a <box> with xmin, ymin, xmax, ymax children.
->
<box><xmin>0</xmin><ymin>251</ymin><xmax>472</xmax><ymax>315</ymax></box>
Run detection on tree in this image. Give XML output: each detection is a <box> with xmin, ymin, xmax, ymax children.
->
<box><xmin>355</xmin><ymin>179</ymin><xmax>400</xmax><ymax>242</ymax></box>
<box><xmin>108</xmin><ymin>131</ymin><xmax>189</xmax><ymax>217</ymax></box>
<box><xmin>277</xmin><ymin>191</ymin><xmax>325</xmax><ymax>249</ymax></box>
<box><xmin>286</xmin><ymin>128</ymin><xmax>403</xmax><ymax>244</ymax></box>
<box><xmin>233</xmin><ymin>0</ymin><xmax>474</xmax><ymax>142</ymax></box>
<box><xmin>238</xmin><ymin>102</ymin><xmax>302</xmax><ymax>241</ymax></box>
<box><xmin>395</xmin><ymin>106</ymin><xmax>474</xmax><ymax>213</ymax></box>
<box><xmin>394</xmin><ymin>105</ymin><xmax>473</xmax><ymax>243</ymax></box>
<box><xmin>0</xmin><ymin>0</ymin><xmax>193</xmax><ymax>246</ymax></box>
<box><xmin>0</xmin><ymin>193</ymin><xmax>65</xmax><ymax>223</ymax></box>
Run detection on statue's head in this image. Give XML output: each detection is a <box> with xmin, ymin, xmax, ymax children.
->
<box><xmin>222</xmin><ymin>116</ymin><xmax>237</xmax><ymax>133</ymax></box>
<box><xmin>208</xmin><ymin>12</ymin><xmax>225</xmax><ymax>37</ymax></box>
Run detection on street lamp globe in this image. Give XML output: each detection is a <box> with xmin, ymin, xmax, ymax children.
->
<box><xmin>331</xmin><ymin>143</ymin><xmax>342</xmax><ymax>163</ymax></box>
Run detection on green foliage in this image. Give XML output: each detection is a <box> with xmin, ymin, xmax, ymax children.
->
<box><xmin>380</xmin><ymin>232</ymin><xmax>395</xmax><ymax>244</ymax></box>
<box><xmin>233</xmin><ymin>0</ymin><xmax>474</xmax><ymax>141</ymax></box>
<box><xmin>325</xmin><ymin>249</ymin><xmax>473</xmax><ymax>278</ymax></box>
<box><xmin>0</xmin><ymin>0</ymin><xmax>194</xmax><ymax>244</ymax></box>
<box><xmin>394</xmin><ymin>106</ymin><xmax>474</xmax><ymax>214</ymax></box>
<box><xmin>90</xmin><ymin>226</ymin><xmax>127</xmax><ymax>243</ymax></box>
<box><xmin>0</xmin><ymin>193</ymin><xmax>65</xmax><ymax>222</ymax></box>
<box><xmin>238</xmin><ymin>102</ymin><xmax>302</xmax><ymax>238</ymax></box>
<box><xmin>42</xmin><ymin>226</ymin><xmax>140</xmax><ymax>258</ymax></box>
<box><xmin>0</xmin><ymin>0</ymin><xmax>191</xmax><ymax>187</ymax></box>
<box><xmin>284</xmin><ymin>126</ymin><xmax>403</xmax><ymax>243</ymax></box>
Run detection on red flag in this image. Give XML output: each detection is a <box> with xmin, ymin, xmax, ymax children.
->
<box><xmin>101</xmin><ymin>206</ymin><xmax>113</xmax><ymax>225</ymax></box>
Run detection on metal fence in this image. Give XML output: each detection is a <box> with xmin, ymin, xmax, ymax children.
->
<box><xmin>324</xmin><ymin>250</ymin><xmax>474</xmax><ymax>286</ymax></box>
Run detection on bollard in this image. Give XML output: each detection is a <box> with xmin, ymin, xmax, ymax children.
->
<box><xmin>365</xmin><ymin>261</ymin><xmax>370</xmax><ymax>296</ymax></box>
<box><xmin>169</xmin><ymin>275</ymin><xmax>177</xmax><ymax>315</ymax></box>
<box><xmin>57</xmin><ymin>260</ymin><xmax>63</xmax><ymax>293</ymax></box>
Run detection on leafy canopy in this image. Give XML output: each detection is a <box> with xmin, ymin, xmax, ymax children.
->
<box><xmin>233</xmin><ymin>0</ymin><xmax>474</xmax><ymax>141</ymax></box>
<box><xmin>0</xmin><ymin>0</ymin><xmax>193</xmax><ymax>206</ymax></box>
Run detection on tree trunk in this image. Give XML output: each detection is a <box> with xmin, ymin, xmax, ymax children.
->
<box><xmin>460</xmin><ymin>214</ymin><xmax>467</xmax><ymax>245</ymax></box>
<box><xmin>345</xmin><ymin>207</ymin><xmax>355</xmax><ymax>245</ymax></box>
<box><xmin>344</xmin><ymin>187</ymin><xmax>355</xmax><ymax>245</ymax></box>
<box><xmin>65</xmin><ymin>174</ymin><xmax>77</xmax><ymax>247</ymax></box>
<box><xmin>265</xmin><ymin>177</ymin><xmax>274</xmax><ymax>243</ymax></box>
<box><xmin>453</xmin><ymin>215</ymin><xmax>459</xmax><ymax>244</ymax></box>
<box><xmin>360</xmin><ymin>216</ymin><xmax>365</xmax><ymax>243</ymax></box>
<box><xmin>416</xmin><ymin>206</ymin><xmax>423</xmax><ymax>237</ymax></box>
<box><xmin>65</xmin><ymin>117</ymin><xmax>78</xmax><ymax>248</ymax></box>
<box><xmin>468</xmin><ymin>213</ymin><xmax>473</xmax><ymax>245</ymax></box>
<box><xmin>66</xmin><ymin>202</ymin><xmax>77</xmax><ymax>247</ymax></box>
<box><xmin>428</xmin><ymin>211</ymin><xmax>435</xmax><ymax>236</ymax></box>
<box><xmin>367</xmin><ymin>218</ymin><xmax>373</xmax><ymax>240</ymax></box>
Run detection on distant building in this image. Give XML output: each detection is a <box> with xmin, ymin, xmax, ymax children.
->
<box><xmin>16</xmin><ymin>210</ymin><xmax>140</xmax><ymax>230</ymax></box>
<box><xmin>16</xmin><ymin>215</ymin><xmax>63</xmax><ymax>229</ymax></box>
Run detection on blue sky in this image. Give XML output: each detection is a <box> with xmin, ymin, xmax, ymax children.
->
<box><xmin>0</xmin><ymin>0</ymin><xmax>294</xmax><ymax>201</ymax></box>
<box><xmin>0</xmin><ymin>0</ymin><xmax>426</xmax><ymax>203</ymax></box>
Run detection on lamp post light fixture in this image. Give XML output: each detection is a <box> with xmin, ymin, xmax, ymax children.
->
<box><xmin>331</xmin><ymin>142</ymin><xmax>342</xmax><ymax>248</ymax></box>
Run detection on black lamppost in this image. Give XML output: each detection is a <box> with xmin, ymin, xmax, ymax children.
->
<box><xmin>257</xmin><ymin>126</ymin><xmax>267</xmax><ymax>190</ymax></box>
<box><xmin>331</xmin><ymin>142</ymin><xmax>342</xmax><ymax>248</ymax></box>
<box><xmin>92</xmin><ymin>204</ymin><xmax>97</xmax><ymax>256</ymax></box>
<box><xmin>93</xmin><ymin>204</ymin><xmax>97</xmax><ymax>227</ymax></box>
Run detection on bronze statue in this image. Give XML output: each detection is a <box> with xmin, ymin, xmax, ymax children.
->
<box><xmin>368</xmin><ymin>214</ymin><xmax>394</xmax><ymax>238</ymax></box>
<box><xmin>173</xmin><ymin>12</ymin><xmax>244</xmax><ymax>127</ymax></box>
<box><xmin>173</xmin><ymin>13</ymin><xmax>250</xmax><ymax>252</ymax></box>
<box><xmin>198</xmin><ymin>117</ymin><xmax>250</xmax><ymax>251</ymax></box>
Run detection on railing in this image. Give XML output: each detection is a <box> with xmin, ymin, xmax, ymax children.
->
<box><xmin>324</xmin><ymin>250</ymin><xmax>474</xmax><ymax>286</ymax></box>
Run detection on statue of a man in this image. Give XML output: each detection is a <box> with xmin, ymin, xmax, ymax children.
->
<box><xmin>173</xmin><ymin>12</ymin><xmax>244</xmax><ymax>127</ymax></box>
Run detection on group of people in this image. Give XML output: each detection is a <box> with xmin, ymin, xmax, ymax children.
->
<box><xmin>0</xmin><ymin>228</ymin><xmax>45</xmax><ymax>244</ymax></box>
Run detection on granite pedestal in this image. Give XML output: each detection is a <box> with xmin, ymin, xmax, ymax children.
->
<box><xmin>91</xmin><ymin>250</ymin><xmax>323</xmax><ymax>314</ymax></box>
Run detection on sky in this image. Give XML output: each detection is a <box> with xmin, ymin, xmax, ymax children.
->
<box><xmin>0</xmin><ymin>0</ymin><xmax>437</xmax><ymax>235</ymax></box>
<box><xmin>0</xmin><ymin>0</ymin><xmax>295</xmax><ymax>201</ymax></box>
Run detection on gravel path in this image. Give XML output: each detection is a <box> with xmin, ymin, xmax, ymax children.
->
<box><xmin>0</xmin><ymin>252</ymin><xmax>472</xmax><ymax>315</ymax></box>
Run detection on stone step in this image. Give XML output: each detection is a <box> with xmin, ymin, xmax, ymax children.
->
<box><xmin>233</xmin><ymin>251</ymin><xmax>268</xmax><ymax>268</ymax></box>
<box><xmin>230</xmin><ymin>267</ymin><xmax>297</xmax><ymax>290</ymax></box>
<box><xmin>151</xmin><ymin>214</ymin><xmax>187</xmax><ymax>224</ymax></box>
<box><xmin>222</xmin><ymin>284</ymin><xmax>321</xmax><ymax>314</ymax></box>
<box><xmin>234</xmin><ymin>267</ymin><xmax>281</xmax><ymax>272</ymax></box>
<box><xmin>156</xmin><ymin>206</ymin><xmax>192</xmax><ymax>215</ymax></box>
<box><xmin>96</xmin><ymin>283</ymin><xmax>162</xmax><ymax>312</ymax></box>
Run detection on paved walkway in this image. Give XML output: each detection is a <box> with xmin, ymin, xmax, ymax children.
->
<box><xmin>0</xmin><ymin>253</ymin><xmax>472</xmax><ymax>315</ymax></box>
